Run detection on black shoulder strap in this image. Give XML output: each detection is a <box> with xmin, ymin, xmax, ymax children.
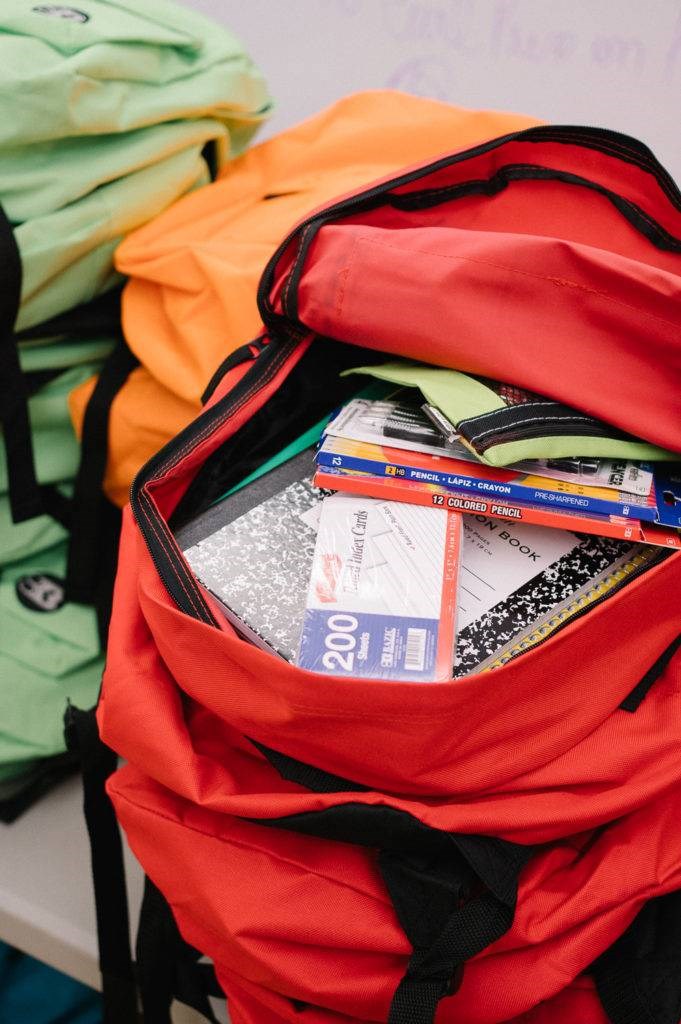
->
<box><xmin>620</xmin><ymin>632</ymin><xmax>681</xmax><ymax>712</ymax></box>
<box><xmin>66</xmin><ymin>336</ymin><xmax>139</xmax><ymax>635</ymax></box>
<box><xmin>64</xmin><ymin>705</ymin><xmax>138</xmax><ymax>1024</ymax></box>
<box><xmin>66</xmin><ymin>705</ymin><xmax>223</xmax><ymax>1024</ymax></box>
<box><xmin>593</xmin><ymin>889</ymin><xmax>681</xmax><ymax>1024</ymax></box>
<box><xmin>14</xmin><ymin>286</ymin><xmax>124</xmax><ymax>344</ymax></box>
<box><xmin>0</xmin><ymin>203</ymin><xmax>43</xmax><ymax>523</ymax></box>
<box><xmin>382</xmin><ymin>829</ymin><xmax>532</xmax><ymax>1024</ymax></box>
<box><xmin>136</xmin><ymin>877</ymin><xmax>222</xmax><ymax>1024</ymax></box>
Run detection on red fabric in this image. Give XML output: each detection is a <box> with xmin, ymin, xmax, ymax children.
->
<box><xmin>99</xmin><ymin>343</ymin><xmax>681</xmax><ymax>1021</ymax></box>
<box><xmin>273</xmin><ymin>134</ymin><xmax>681</xmax><ymax>453</ymax></box>
<box><xmin>102</xmin><ymin>494</ymin><xmax>681</xmax><ymax>824</ymax></box>
<box><xmin>219</xmin><ymin>971</ymin><xmax>609</xmax><ymax>1024</ymax></box>
<box><xmin>108</xmin><ymin>764</ymin><xmax>681</xmax><ymax>1023</ymax></box>
<box><xmin>100</xmin><ymin>500</ymin><xmax>681</xmax><ymax>1023</ymax></box>
<box><xmin>221</xmin><ymin>973</ymin><xmax>609</xmax><ymax>1024</ymax></box>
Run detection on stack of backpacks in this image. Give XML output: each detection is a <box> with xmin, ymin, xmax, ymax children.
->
<box><xmin>2</xmin><ymin>4</ymin><xmax>681</xmax><ymax>1024</ymax></box>
<box><xmin>0</xmin><ymin>0</ymin><xmax>270</xmax><ymax>819</ymax></box>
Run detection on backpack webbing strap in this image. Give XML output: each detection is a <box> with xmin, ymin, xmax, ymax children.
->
<box><xmin>386</xmin><ymin>893</ymin><xmax>505</xmax><ymax>1024</ymax></box>
<box><xmin>620</xmin><ymin>633</ymin><xmax>681</xmax><ymax>712</ymax></box>
<box><xmin>249</xmin><ymin>744</ymin><xmax>532</xmax><ymax>1024</ymax></box>
<box><xmin>250</xmin><ymin>739</ymin><xmax>368</xmax><ymax>793</ymax></box>
<box><xmin>254</xmin><ymin>804</ymin><xmax>530</xmax><ymax>1024</ymax></box>
<box><xmin>0</xmin><ymin>752</ymin><xmax>78</xmax><ymax>824</ymax></box>
<box><xmin>39</xmin><ymin>484</ymin><xmax>73</xmax><ymax>530</ymax></box>
<box><xmin>64</xmin><ymin>705</ymin><xmax>138</xmax><ymax>1024</ymax></box>
<box><xmin>592</xmin><ymin>889</ymin><xmax>681</xmax><ymax>1024</ymax></box>
<box><xmin>0</xmin><ymin>203</ymin><xmax>43</xmax><ymax>523</ymax></box>
<box><xmin>136</xmin><ymin>877</ymin><xmax>222</xmax><ymax>1024</ymax></box>
<box><xmin>66</xmin><ymin>337</ymin><xmax>138</xmax><ymax>624</ymax></box>
<box><xmin>14</xmin><ymin>286</ymin><xmax>124</xmax><ymax>344</ymax></box>
<box><xmin>381</xmin><ymin>835</ymin><xmax>530</xmax><ymax>1024</ymax></box>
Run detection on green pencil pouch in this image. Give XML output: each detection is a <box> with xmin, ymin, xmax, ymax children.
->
<box><xmin>344</xmin><ymin>362</ymin><xmax>678</xmax><ymax>467</ymax></box>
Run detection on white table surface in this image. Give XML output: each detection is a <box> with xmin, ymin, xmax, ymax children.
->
<box><xmin>0</xmin><ymin>774</ymin><xmax>226</xmax><ymax>1023</ymax></box>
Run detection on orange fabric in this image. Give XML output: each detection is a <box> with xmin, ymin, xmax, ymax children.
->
<box><xmin>68</xmin><ymin>91</ymin><xmax>540</xmax><ymax>506</ymax></box>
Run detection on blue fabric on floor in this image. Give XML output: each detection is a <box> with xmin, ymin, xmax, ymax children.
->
<box><xmin>0</xmin><ymin>941</ymin><xmax>102</xmax><ymax>1024</ymax></box>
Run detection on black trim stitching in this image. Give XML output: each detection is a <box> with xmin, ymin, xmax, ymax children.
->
<box><xmin>521</xmin><ymin>127</ymin><xmax>680</xmax><ymax>203</ymax></box>
<box><xmin>378</xmin><ymin>164</ymin><xmax>681</xmax><ymax>252</ymax></box>
<box><xmin>458</xmin><ymin>401</ymin><xmax>634</xmax><ymax>452</ymax></box>
<box><xmin>201</xmin><ymin>335</ymin><xmax>266</xmax><ymax>406</ymax></box>
<box><xmin>131</xmin><ymin>336</ymin><xmax>301</xmax><ymax>622</ymax></box>
<box><xmin>281</xmin><ymin>161</ymin><xmax>681</xmax><ymax>326</ymax></box>
<box><xmin>620</xmin><ymin>633</ymin><xmax>681</xmax><ymax>712</ymax></box>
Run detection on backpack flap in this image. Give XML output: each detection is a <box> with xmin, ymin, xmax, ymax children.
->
<box><xmin>258</xmin><ymin>125</ymin><xmax>681</xmax><ymax>454</ymax></box>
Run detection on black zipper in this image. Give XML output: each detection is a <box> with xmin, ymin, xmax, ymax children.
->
<box><xmin>201</xmin><ymin>334</ymin><xmax>268</xmax><ymax>406</ymax></box>
<box><xmin>497</xmin><ymin>548</ymin><xmax>671</xmax><ymax>669</ymax></box>
<box><xmin>130</xmin><ymin>333</ymin><xmax>301</xmax><ymax>624</ymax></box>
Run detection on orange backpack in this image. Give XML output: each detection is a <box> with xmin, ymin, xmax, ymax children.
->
<box><xmin>69</xmin><ymin>92</ymin><xmax>539</xmax><ymax>508</ymax></box>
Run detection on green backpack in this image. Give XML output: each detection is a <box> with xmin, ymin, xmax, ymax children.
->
<box><xmin>0</xmin><ymin>353</ymin><xmax>111</xmax><ymax>819</ymax></box>
<box><xmin>1</xmin><ymin>0</ymin><xmax>272</xmax><ymax>330</ymax></box>
<box><xmin>0</xmin><ymin>1</ymin><xmax>272</xmax><ymax>816</ymax></box>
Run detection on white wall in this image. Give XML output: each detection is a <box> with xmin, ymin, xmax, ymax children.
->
<box><xmin>183</xmin><ymin>0</ymin><xmax>681</xmax><ymax>182</ymax></box>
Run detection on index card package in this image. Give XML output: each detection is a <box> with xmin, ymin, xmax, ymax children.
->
<box><xmin>297</xmin><ymin>494</ymin><xmax>462</xmax><ymax>681</ymax></box>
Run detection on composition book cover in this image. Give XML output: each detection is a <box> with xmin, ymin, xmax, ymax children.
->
<box><xmin>298</xmin><ymin>493</ymin><xmax>462</xmax><ymax>681</ymax></box>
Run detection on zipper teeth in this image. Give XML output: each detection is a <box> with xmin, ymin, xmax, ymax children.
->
<box><xmin>136</xmin><ymin>486</ymin><xmax>216</xmax><ymax>626</ymax></box>
<box><xmin>472</xmin><ymin>425</ymin><xmax>619</xmax><ymax>454</ymax></box>
<box><xmin>281</xmin><ymin>163</ymin><xmax>681</xmax><ymax>326</ymax></box>
<box><xmin>131</xmin><ymin>335</ymin><xmax>300</xmax><ymax>621</ymax></box>
<box><xmin>499</xmin><ymin>550</ymin><xmax>667</xmax><ymax>668</ymax></box>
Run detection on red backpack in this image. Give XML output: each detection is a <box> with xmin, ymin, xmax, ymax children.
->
<box><xmin>94</xmin><ymin>125</ymin><xmax>681</xmax><ymax>1024</ymax></box>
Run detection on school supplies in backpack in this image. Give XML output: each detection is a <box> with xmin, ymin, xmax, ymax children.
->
<box><xmin>344</xmin><ymin>362</ymin><xmax>680</xmax><ymax>466</ymax></box>
<box><xmin>315</xmin><ymin>434</ymin><xmax>661</xmax><ymax>521</ymax></box>
<box><xmin>313</xmin><ymin>465</ymin><xmax>681</xmax><ymax>549</ymax></box>
<box><xmin>299</xmin><ymin>493</ymin><xmax>462</xmax><ymax>681</ymax></box>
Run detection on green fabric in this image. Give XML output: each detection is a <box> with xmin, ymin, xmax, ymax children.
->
<box><xmin>0</xmin><ymin>489</ymin><xmax>70</xmax><ymax>570</ymax></box>
<box><xmin>1</xmin><ymin>357</ymin><xmax>111</xmax><ymax>566</ymax></box>
<box><xmin>0</xmin><ymin>541</ymin><xmax>103</xmax><ymax>776</ymax></box>
<box><xmin>0</xmin><ymin>343</ymin><xmax>113</xmax><ymax>775</ymax></box>
<box><xmin>345</xmin><ymin>362</ymin><xmax>678</xmax><ymax>466</ymax></box>
<box><xmin>1</xmin><ymin>0</ymin><xmax>272</xmax><ymax>329</ymax></box>
<box><xmin>15</xmin><ymin>147</ymin><xmax>212</xmax><ymax>329</ymax></box>
<box><xmin>18</xmin><ymin>335</ymin><xmax>115</xmax><ymax>374</ymax></box>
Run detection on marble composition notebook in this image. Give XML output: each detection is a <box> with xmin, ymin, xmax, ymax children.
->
<box><xmin>178</xmin><ymin>448</ymin><xmax>646</xmax><ymax>675</ymax></box>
